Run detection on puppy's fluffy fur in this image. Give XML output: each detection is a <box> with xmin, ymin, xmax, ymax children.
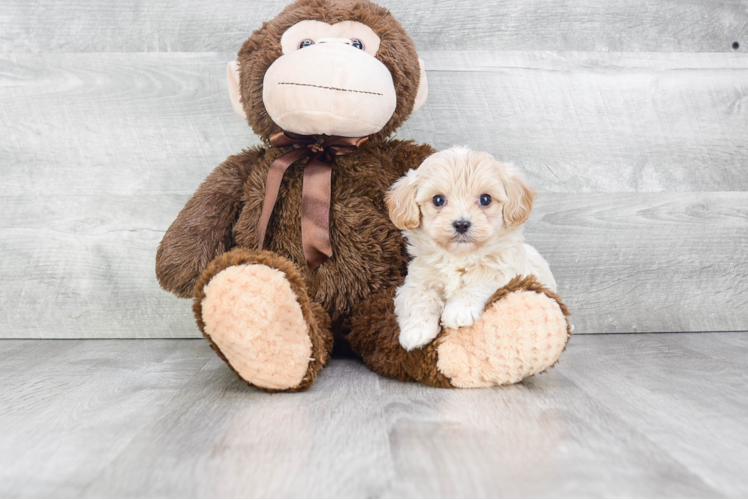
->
<box><xmin>386</xmin><ymin>147</ymin><xmax>557</xmax><ymax>351</ymax></box>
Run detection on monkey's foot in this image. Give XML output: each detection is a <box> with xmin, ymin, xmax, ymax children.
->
<box><xmin>436</xmin><ymin>277</ymin><xmax>571</xmax><ymax>388</ymax></box>
<box><xmin>349</xmin><ymin>275</ymin><xmax>571</xmax><ymax>389</ymax></box>
<box><xmin>194</xmin><ymin>249</ymin><xmax>331</xmax><ymax>392</ymax></box>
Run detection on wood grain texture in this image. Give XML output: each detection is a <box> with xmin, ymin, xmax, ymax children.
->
<box><xmin>0</xmin><ymin>52</ymin><xmax>254</xmax><ymax>198</ymax></box>
<box><xmin>2</xmin><ymin>2</ymin><xmax>747</xmax><ymax>339</ymax></box>
<box><xmin>83</xmin><ymin>355</ymin><xmax>395</xmax><ymax>498</ymax></box>
<box><xmin>409</xmin><ymin>51</ymin><xmax>748</xmax><ymax>193</ymax></box>
<box><xmin>528</xmin><ymin>192</ymin><xmax>748</xmax><ymax>334</ymax></box>
<box><xmin>0</xmin><ymin>340</ymin><xmax>212</xmax><ymax>497</ymax></box>
<box><xmin>1</xmin><ymin>0</ymin><xmax>746</xmax><ymax>53</ymax></box>
<box><xmin>2</xmin><ymin>192</ymin><xmax>746</xmax><ymax>337</ymax></box>
<box><xmin>0</xmin><ymin>339</ymin><xmax>83</xmax><ymax>383</ymax></box>
<box><xmin>1</xmin><ymin>335</ymin><xmax>746</xmax><ymax>497</ymax></box>
<box><xmin>561</xmin><ymin>332</ymin><xmax>748</xmax><ymax>498</ymax></box>
<box><xmin>0</xmin><ymin>194</ymin><xmax>198</xmax><ymax>338</ymax></box>
<box><xmin>2</xmin><ymin>52</ymin><xmax>746</xmax><ymax>197</ymax></box>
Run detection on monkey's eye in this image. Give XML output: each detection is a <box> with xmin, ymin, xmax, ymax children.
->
<box><xmin>299</xmin><ymin>39</ymin><xmax>315</xmax><ymax>49</ymax></box>
<box><xmin>479</xmin><ymin>194</ymin><xmax>492</xmax><ymax>207</ymax></box>
<box><xmin>351</xmin><ymin>39</ymin><xmax>364</xmax><ymax>50</ymax></box>
<box><xmin>433</xmin><ymin>195</ymin><xmax>446</xmax><ymax>207</ymax></box>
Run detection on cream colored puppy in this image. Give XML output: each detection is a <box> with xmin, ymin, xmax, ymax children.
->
<box><xmin>386</xmin><ymin>147</ymin><xmax>557</xmax><ymax>351</ymax></box>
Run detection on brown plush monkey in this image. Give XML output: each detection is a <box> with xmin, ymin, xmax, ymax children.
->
<box><xmin>156</xmin><ymin>0</ymin><xmax>571</xmax><ymax>392</ymax></box>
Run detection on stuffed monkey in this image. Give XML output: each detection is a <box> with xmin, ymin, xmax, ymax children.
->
<box><xmin>156</xmin><ymin>0</ymin><xmax>571</xmax><ymax>392</ymax></box>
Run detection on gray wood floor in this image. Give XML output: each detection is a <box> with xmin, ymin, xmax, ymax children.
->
<box><xmin>1</xmin><ymin>333</ymin><xmax>746</xmax><ymax>498</ymax></box>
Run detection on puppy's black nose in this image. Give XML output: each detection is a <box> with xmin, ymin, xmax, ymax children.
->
<box><xmin>453</xmin><ymin>219</ymin><xmax>471</xmax><ymax>234</ymax></box>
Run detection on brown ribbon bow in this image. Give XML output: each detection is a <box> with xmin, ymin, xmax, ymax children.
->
<box><xmin>258</xmin><ymin>131</ymin><xmax>369</xmax><ymax>270</ymax></box>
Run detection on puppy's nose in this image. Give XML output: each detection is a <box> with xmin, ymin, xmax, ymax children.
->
<box><xmin>453</xmin><ymin>219</ymin><xmax>471</xmax><ymax>234</ymax></box>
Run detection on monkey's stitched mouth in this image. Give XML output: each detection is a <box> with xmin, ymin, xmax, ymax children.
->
<box><xmin>278</xmin><ymin>82</ymin><xmax>383</xmax><ymax>96</ymax></box>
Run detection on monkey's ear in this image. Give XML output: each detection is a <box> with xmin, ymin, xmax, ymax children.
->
<box><xmin>386</xmin><ymin>169</ymin><xmax>421</xmax><ymax>230</ymax></box>
<box><xmin>227</xmin><ymin>61</ymin><xmax>247</xmax><ymax>119</ymax></box>
<box><xmin>412</xmin><ymin>58</ymin><xmax>428</xmax><ymax>113</ymax></box>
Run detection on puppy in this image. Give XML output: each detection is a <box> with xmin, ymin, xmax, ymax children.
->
<box><xmin>386</xmin><ymin>147</ymin><xmax>556</xmax><ymax>351</ymax></box>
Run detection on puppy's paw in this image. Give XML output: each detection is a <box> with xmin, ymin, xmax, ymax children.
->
<box><xmin>399</xmin><ymin>320</ymin><xmax>441</xmax><ymax>351</ymax></box>
<box><xmin>441</xmin><ymin>302</ymin><xmax>483</xmax><ymax>329</ymax></box>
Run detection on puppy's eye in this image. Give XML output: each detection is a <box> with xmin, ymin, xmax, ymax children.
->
<box><xmin>432</xmin><ymin>195</ymin><xmax>446</xmax><ymax>207</ymax></box>
<box><xmin>479</xmin><ymin>194</ymin><xmax>492</xmax><ymax>206</ymax></box>
<box><xmin>351</xmin><ymin>39</ymin><xmax>364</xmax><ymax>50</ymax></box>
<box><xmin>299</xmin><ymin>39</ymin><xmax>315</xmax><ymax>49</ymax></box>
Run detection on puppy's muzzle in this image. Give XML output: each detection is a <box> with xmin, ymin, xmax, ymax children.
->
<box><xmin>453</xmin><ymin>219</ymin><xmax>471</xmax><ymax>234</ymax></box>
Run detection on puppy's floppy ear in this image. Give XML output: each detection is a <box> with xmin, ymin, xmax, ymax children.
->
<box><xmin>386</xmin><ymin>169</ymin><xmax>421</xmax><ymax>230</ymax></box>
<box><xmin>227</xmin><ymin>61</ymin><xmax>247</xmax><ymax>119</ymax></box>
<box><xmin>502</xmin><ymin>164</ymin><xmax>536</xmax><ymax>226</ymax></box>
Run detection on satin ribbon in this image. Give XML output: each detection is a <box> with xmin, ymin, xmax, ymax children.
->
<box><xmin>258</xmin><ymin>131</ymin><xmax>368</xmax><ymax>270</ymax></box>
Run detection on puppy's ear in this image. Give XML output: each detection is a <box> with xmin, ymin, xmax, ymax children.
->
<box><xmin>386</xmin><ymin>169</ymin><xmax>421</xmax><ymax>230</ymax></box>
<box><xmin>227</xmin><ymin>61</ymin><xmax>247</xmax><ymax>119</ymax></box>
<box><xmin>502</xmin><ymin>165</ymin><xmax>535</xmax><ymax>226</ymax></box>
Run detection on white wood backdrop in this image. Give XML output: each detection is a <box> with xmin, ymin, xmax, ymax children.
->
<box><xmin>1</xmin><ymin>0</ymin><xmax>747</xmax><ymax>338</ymax></box>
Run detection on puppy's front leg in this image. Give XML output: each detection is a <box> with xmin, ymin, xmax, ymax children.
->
<box><xmin>441</xmin><ymin>283</ymin><xmax>499</xmax><ymax>330</ymax></box>
<box><xmin>395</xmin><ymin>281</ymin><xmax>444</xmax><ymax>351</ymax></box>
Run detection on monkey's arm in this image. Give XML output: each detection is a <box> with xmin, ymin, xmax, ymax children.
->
<box><xmin>388</xmin><ymin>140</ymin><xmax>436</xmax><ymax>177</ymax></box>
<box><xmin>156</xmin><ymin>148</ymin><xmax>263</xmax><ymax>298</ymax></box>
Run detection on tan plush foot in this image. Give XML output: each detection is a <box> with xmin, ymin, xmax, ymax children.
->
<box><xmin>200</xmin><ymin>264</ymin><xmax>312</xmax><ymax>391</ymax></box>
<box><xmin>437</xmin><ymin>288</ymin><xmax>570</xmax><ymax>388</ymax></box>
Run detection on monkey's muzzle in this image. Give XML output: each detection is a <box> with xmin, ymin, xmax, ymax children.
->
<box><xmin>263</xmin><ymin>42</ymin><xmax>397</xmax><ymax>137</ymax></box>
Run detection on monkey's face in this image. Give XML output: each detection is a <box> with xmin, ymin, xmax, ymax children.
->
<box><xmin>262</xmin><ymin>21</ymin><xmax>397</xmax><ymax>137</ymax></box>
<box><xmin>230</xmin><ymin>0</ymin><xmax>427</xmax><ymax>141</ymax></box>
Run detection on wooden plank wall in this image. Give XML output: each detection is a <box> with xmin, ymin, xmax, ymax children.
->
<box><xmin>1</xmin><ymin>0</ymin><xmax>747</xmax><ymax>338</ymax></box>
